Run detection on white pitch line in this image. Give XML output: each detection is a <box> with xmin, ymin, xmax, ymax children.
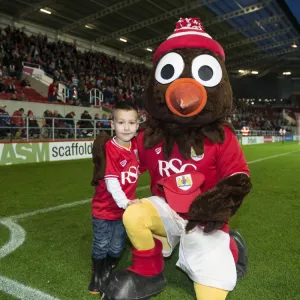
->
<box><xmin>6</xmin><ymin>199</ymin><xmax>92</xmax><ymax>222</ymax></box>
<box><xmin>1</xmin><ymin>149</ymin><xmax>299</xmax><ymax>223</ymax></box>
<box><xmin>0</xmin><ymin>275</ymin><xmax>61</xmax><ymax>300</ymax></box>
<box><xmin>0</xmin><ymin>188</ymin><xmax>152</xmax><ymax>300</ymax></box>
<box><xmin>3</xmin><ymin>185</ymin><xmax>150</xmax><ymax>222</ymax></box>
<box><xmin>0</xmin><ymin>219</ymin><xmax>26</xmax><ymax>259</ymax></box>
<box><xmin>0</xmin><ymin>221</ymin><xmax>61</xmax><ymax>299</ymax></box>
<box><xmin>247</xmin><ymin>150</ymin><xmax>299</xmax><ymax>164</ymax></box>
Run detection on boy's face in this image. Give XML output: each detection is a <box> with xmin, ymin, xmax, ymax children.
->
<box><xmin>111</xmin><ymin>109</ymin><xmax>139</xmax><ymax>145</ymax></box>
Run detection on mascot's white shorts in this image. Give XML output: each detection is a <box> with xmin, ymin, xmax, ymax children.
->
<box><xmin>146</xmin><ymin>196</ymin><xmax>237</xmax><ymax>291</ymax></box>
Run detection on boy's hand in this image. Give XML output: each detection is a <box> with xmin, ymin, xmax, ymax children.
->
<box><xmin>127</xmin><ymin>199</ymin><xmax>142</xmax><ymax>206</ymax></box>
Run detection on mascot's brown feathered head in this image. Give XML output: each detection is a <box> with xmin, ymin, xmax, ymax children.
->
<box><xmin>143</xmin><ymin>17</ymin><xmax>235</xmax><ymax>160</ymax></box>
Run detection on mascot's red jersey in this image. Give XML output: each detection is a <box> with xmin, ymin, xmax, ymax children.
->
<box><xmin>137</xmin><ymin>126</ymin><xmax>250</xmax><ymax>207</ymax></box>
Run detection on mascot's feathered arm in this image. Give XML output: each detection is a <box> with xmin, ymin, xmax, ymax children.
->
<box><xmin>91</xmin><ymin>132</ymin><xmax>112</xmax><ymax>186</ymax></box>
<box><xmin>186</xmin><ymin>173</ymin><xmax>252</xmax><ymax>233</ymax></box>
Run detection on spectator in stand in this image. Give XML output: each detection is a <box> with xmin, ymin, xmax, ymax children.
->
<box><xmin>139</xmin><ymin>111</ymin><xmax>147</xmax><ymax>124</ymax></box>
<box><xmin>0</xmin><ymin>78</ymin><xmax>7</xmax><ymax>92</ymax></box>
<box><xmin>11</xmin><ymin>108</ymin><xmax>25</xmax><ymax>138</ymax></box>
<box><xmin>27</xmin><ymin>110</ymin><xmax>40</xmax><ymax>138</ymax></box>
<box><xmin>44</xmin><ymin>110</ymin><xmax>53</xmax><ymax>127</ymax></box>
<box><xmin>10</xmin><ymin>94</ymin><xmax>18</xmax><ymax>100</ymax></box>
<box><xmin>7</xmin><ymin>79</ymin><xmax>16</xmax><ymax>93</ymax></box>
<box><xmin>9</xmin><ymin>64</ymin><xmax>16</xmax><ymax>78</ymax></box>
<box><xmin>0</xmin><ymin>105</ymin><xmax>10</xmax><ymax>138</ymax></box>
<box><xmin>19</xmin><ymin>92</ymin><xmax>27</xmax><ymax>101</ymax></box>
<box><xmin>103</xmin><ymin>86</ymin><xmax>113</xmax><ymax>105</ymax></box>
<box><xmin>71</xmin><ymin>73</ymin><xmax>79</xmax><ymax>87</ymax></box>
<box><xmin>78</xmin><ymin>85</ymin><xmax>90</xmax><ymax>107</ymax></box>
<box><xmin>53</xmin><ymin>110</ymin><xmax>66</xmax><ymax>135</ymax></box>
<box><xmin>94</xmin><ymin>113</ymin><xmax>101</xmax><ymax>127</ymax></box>
<box><xmin>20</xmin><ymin>78</ymin><xmax>31</xmax><ymax>88</ymax></box>
<box><xmin>14</xmin><ymin>55</ymin><xmax>23</xmax><ymax>80</ymax></box>
<box><xmin>124</xmin><ymin>90</ymin><xmax>132</xmax><ymax>102</ymax></box>
<box><xmin>77</xmin><ymin>75</ymin><xmax>85</xmax><ymax>91</ymax></box>
<box><xmin>72</xmin><ymin>98</ymin><xmax>81</xmax><ymax>106</ymax></box>
<box><xmin>65</xmin><ymin>111</ymin><xmax>76</xmax><ymax>137</ymax></box>
<box><xmin>48</xmin><ymin>80</ymin><xmax>58</xmax><ymax>102</ymax></box>
<box><xmin>100</xmin><ymin>114</ymin><xmax>111</xmax><ymax>132</ymax></box>
<box><xmin>116</xmin><ymin>89</ymin><xmax>124</xmax><ymax>102</ymax></box>
<box><xmin>78</xmin><ymin>110</ymin><xmax>93</xmax><ymax>136</ymax></box>
<box><xmin>64</xmin><ymin>81</ymin><xmax>74</xmax><ymax>102</ymax></box>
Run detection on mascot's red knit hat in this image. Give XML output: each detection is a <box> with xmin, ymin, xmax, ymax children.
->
<box><xmin>153</xmin><ymin>17</ymin><xmax>225</xmax><ymax>63</ymax></box>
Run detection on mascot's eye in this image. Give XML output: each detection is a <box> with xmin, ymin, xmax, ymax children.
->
<box><xmin>191</xmin><ymin>54</ymin><xmax>222</xmax><ymax>87</ymax></box>
<box><xmin>155</xmin><ymin>52</ymin><xmax>184</xmax><ymax>84</ymax></box>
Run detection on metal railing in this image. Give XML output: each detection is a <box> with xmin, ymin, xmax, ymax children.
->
<box><xmin>1</xmin><ymin>116</ymin><xmax>294</xmax><ymax>142</ymax></box>
<box><xmin>235</xmin><ymin>129</ymin><xmax>277</xmax><ymax>136</ymax></box>
<box><xmin>235</xmin><ymin>128</ymin><xmax>295</xmax><ymax>136</ymax></box>
<box><xmin>1</xmin><ymin>115</ymin><xmax>295</xmax><ymax>143</ymax></box>
<box><xmin>0</xmin><ymin>115</ymin><xmax>113</xmax><ymax>142</ymax></box>
<box><xmin>89</xmin><ymin>88</ymin><xmax>103</xmax><ymax>106</ymax></box>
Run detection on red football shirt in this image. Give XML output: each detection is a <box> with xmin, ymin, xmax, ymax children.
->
<box><xmin>137</xmin><ymin>126</ymin><xmax>250</xmax><ymax>207</ymax></box>
<box><xmin>92</xmin><ymin>137</ymin><xmax>139</xmax><ymax>220</ymax></box>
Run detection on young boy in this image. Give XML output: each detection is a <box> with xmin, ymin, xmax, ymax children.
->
<box><xmin>89</xmin><ymin>101</ymin><xmax>140</xmax><ymax>294</ymax></box>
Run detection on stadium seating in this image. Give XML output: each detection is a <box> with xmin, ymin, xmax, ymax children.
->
<box><xmin>0</xmin><ymin>26</ymin><xmax>298</xmax><ymax>133</ymax></box>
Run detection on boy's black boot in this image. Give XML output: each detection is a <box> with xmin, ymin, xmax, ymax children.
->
<box><xmin>101</xmin><ymin>255</ymin><xmax>119</xmax><ymax>283</ymax></box>
<box><xmin>88</xmin><ymin>257</ymin><xmax>106</xmax><ymax>294</ymax></box>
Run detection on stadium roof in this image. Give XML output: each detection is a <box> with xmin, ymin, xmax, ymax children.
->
<box><xmin>1</xmin><ymin>0</ymin><xmax>300</xmax><ymax>78</ymax></box>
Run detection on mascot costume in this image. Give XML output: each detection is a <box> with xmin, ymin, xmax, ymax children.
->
<box><xmin>92</xmin><ymin>17</ymin><xmax>252</xmax><ymax>300</ymax></box>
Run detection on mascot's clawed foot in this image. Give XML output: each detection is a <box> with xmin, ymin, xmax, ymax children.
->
<box><xmin>229</xmin><ymin>230</ymin><xmax>248</xmax><ymax>280</ymax></box>
<box><xmin>100</xmin><ymin>232</ymin><xmax>248</xmax><ymax>299</ymax></box>
<box><xmin>100</xmin><ymin>239</ymin><xmax>167</xmax><ymax>300</ymax></box>
<box><xmin>100</xmin><ymin>271</ymin><xmax>166</xmax><ymax>300</ymax></box>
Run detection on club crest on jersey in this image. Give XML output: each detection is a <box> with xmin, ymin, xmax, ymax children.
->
<box><xmin>176</xmin><ymin>174</ymin><xmax>192</xmax><ymax>191</ymax></box>
<box><xmin>120</xmin><ymin>160</ymin><xmax>127</xmax><ymax>167</ymax></box>
<box><xmin>191</xmin><ymin>147</ymin><xmax>204</xmax><ymax>161</ymax></box>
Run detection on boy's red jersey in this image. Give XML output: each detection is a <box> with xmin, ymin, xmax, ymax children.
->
<box><xmin>92</xmin><ymin>137</ymin><xmax>139</xmax><ymax>220</ymax></box>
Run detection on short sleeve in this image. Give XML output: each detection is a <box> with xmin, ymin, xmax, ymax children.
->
<box><xmin>104</xmin><ymin>143</ymin><xmax>120</xmax><ymax>178</ymax></box>
<box><xmin>216</xmin><ymin>126</ymin><xmax>250</xmax><ymax>180</ymax></box>
<box><xmin>136</xmin><ymin>130</ymin><xmax>148</xmax><ymax>174</ymax></box>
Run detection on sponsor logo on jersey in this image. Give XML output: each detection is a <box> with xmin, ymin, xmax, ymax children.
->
<box><xmin>155</xmin><ymin>147</ymin><xmax>162</xmax><ymax>154</ymax></box>
<box><xmin>120</xmin><ymin>159</ymin><xmax>127</xmax><ymax>167</ymax></box>
<box><xmin>121</xmin><ymin>166</ymin><xmax>138</xmax><ymax>184</ymax></box>
<box><xmin>158</xmin><ymin>159</ymin><xmax>197</xmax><ymax>177</ymax></box>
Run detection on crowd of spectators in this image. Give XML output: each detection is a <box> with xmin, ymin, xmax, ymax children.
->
<box><xmin>0</xmin><ymin>24</ymin><xmax>147</xmax><ymax>107</ymax></box>
<box><xmin>0</xmin><ymin>104</ymin><xmax>148</xmax><ymax>140</ymax></box>
<box><xmin>0</xmin><ymin>25</ymin><xmax>298</xmax><ymax>137</ymax></box>
<box><xmin>0</xmin><ymin>104</ymin><xmax>112</xmax><ymax>139</ymax></box>
<box><xmin>230</xmin><ymin>100</ymin><xmax>297</xmax><ymax>133</ymax></box>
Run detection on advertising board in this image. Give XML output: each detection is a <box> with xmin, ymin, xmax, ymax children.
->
<box><xmin>0</xmin><ymin>141</ymin><xmax>93</xmax><ymax>166</ymax></box>
<box><xmin>241</xmin><ymin>136</ymin><xmax>264</xmax><ymax>145</ymax></box>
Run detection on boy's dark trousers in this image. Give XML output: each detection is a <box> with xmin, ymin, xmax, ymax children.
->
<box><xmin>88</xmin><ymin>216</ymin><xmax>126</xmax><ymax>294</ymax></box>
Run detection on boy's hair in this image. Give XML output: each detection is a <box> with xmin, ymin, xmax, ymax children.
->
<box><xmin>112</xmin><ymin>101</ymin><xmax>138</xmax><ymax>120</ymax></box>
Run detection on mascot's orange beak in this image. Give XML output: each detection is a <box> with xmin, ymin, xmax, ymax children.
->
<box><xmin>165</xmin><ymin>78</ymin><xmax>207</xmax><ymax>117</ymax></box>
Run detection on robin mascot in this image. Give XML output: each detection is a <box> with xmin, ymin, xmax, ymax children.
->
<box><xmin>92</xmin><ymin>17</ymin><xmax>252</xmax><ymax>300</ymax></box>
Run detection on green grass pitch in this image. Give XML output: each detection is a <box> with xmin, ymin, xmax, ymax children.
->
<box><xmin>0</xmin><ymin>142</ymin><xmax>300</xmax><ymax>300</ymax></box>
